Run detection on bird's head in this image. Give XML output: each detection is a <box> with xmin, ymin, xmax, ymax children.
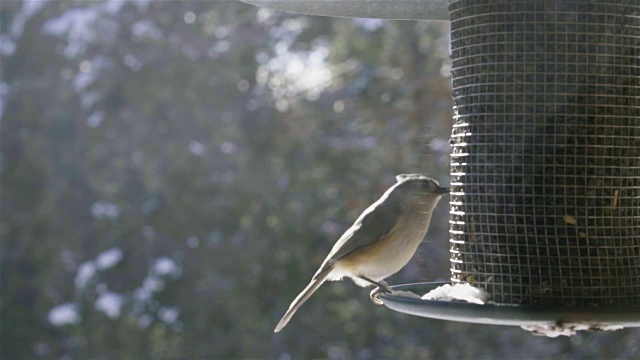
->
<box><xmin>393</xmin><ymin>174</ymin><xmax>450</xmax><ymax>201</ymax></box>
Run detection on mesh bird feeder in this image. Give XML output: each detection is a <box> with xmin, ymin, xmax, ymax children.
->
<box><xmin>447</xmin><ymin>0</ymin><xmax>640</xmax><ymax>308</ymax></box>
<box><xmin>242</xmin><ymin>0</ymin><xmax>640</xmax><ymax>331</ymax></box>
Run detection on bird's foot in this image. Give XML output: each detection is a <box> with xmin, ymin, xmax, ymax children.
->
<box><xmin>369</xmin><ymin>280</ymin><xmax>393</xmax><ymax>305</ymax></box>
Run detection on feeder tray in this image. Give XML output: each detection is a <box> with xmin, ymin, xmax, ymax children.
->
<box><xmin>380</xmin><ymin>282</ymin><xmax>640</xmax><ymax>328</ymax></box>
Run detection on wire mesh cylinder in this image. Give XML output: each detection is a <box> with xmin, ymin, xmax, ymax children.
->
<box><xmin>448</xmin><ymin>0</ymin><xmax>640</xmax><ymax>307</ymax></box>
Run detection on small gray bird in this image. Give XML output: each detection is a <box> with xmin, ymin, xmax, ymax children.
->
<box><xmin>274</xmin><ymin>174</ymin><xmax>449</xmax><ymax>332</ymax></box>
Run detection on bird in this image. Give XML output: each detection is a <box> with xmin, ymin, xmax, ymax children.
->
<box><xmin>274</xmin><ymin>174</ymin><xmax>449</xmax><ymax>332</ymax></box>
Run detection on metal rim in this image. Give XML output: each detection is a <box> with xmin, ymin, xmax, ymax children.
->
<box><xmin>239</xmin><ymin>0</ymin><xmax>450</xmax><ymax>20</ymax></box>
<box><xmin>380</xmin><ymin>282</ymin><xmax>640</xmax><ymax>327</ymax></box>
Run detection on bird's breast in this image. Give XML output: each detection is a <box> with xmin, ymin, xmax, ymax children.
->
<box><xmin>336</xmin><ymin>205</ymin><xmax>434</xmax><ymax>281</ymax></box>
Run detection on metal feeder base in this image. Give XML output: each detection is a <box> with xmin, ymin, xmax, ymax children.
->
<box><xmin>380</xmin><ymin>282</ymin><xmax>640</xmax><ymax>328</ymax></box>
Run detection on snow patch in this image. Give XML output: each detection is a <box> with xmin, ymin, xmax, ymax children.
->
<box><xmin>143</xmin><ymin>275</ymin><xmax>165</xmax><ymax>292</ymax></box>
<box><xmin>0</xmin><ymin>36</ymin><xmax>16</xmax><ymax>56</ymax></box>
<box><xmin>123</xmin><ymin>54</ymin><xmax>142</xmax><ymax>71</ymax></box>
<box><xmin>186</xmin><ymin>236</ymin><xmax>200</xmax><ymax>248</ymax></box>
<box><xmin>132</xmin><ymin>20</ymin><xmax>163</xmax><ymax>40</ymax></box>
<box><xmin>158</xmin><ymin>306</ymin><xmax>180</xmax><ymax>324</ymax></box>
<box><xmin>95</xmin><ymin>247</ymin><xmax>123</xmax><ymax>270</ymax></box>
<box><xmin>95</xmin><ymin>292</ymin><xmax>124</xmax><ymax>319</ymax></box>
<box><xmin>220</xmin><ymin>141</ymin><xmax>236</xmax><ymax>154</ymax></box>
<box><xmin>422</xmin><ymin>283</ymin><xmax>489</xmax><ymax>305</ymax></box>
<box><xmin>154</xmin><ymin>257</ymin><xmax>179</xmax><ymax>277</ymax></box>
<box><xmin>188</xmin><ymin>141</ymin><xmax>205</xmax><ymax>156</ymax></box>
<box><xmin>87</xmin><ymin>111</ymin><xmax>104</xmax><ymax>128</ymax></box>
<box><xmin>41</xmin><ymin>8</ymin><xmax>96</xmax><ymax>37</ymax></box>
<box><xmin>522</xmin><ymin>324</ymin><xmax>624</xmax><ymax>337</ymax></box>
<box><xmin>75</xmin><ymin>261</ymin><xmax>97</xmax><ymax>288</ymax></box>
<box><xmin>91</xmin><ymin>201</ymin><xmax>120</xmax><ymax>219</ymax></box>
<box><xmin>352</xmin><ymin>18</ymin><xmax>386</xmax><ymax>32</ymax></box>
<box><xmin>72</xmin><ymin>71</ymin><xmax>97</xmax><ymax>92</ymax></box>
<box><xmin>0</xmin><ymin>82</ymin><xmax>9</xmax><ymax>120</ymax></box>
<box><xmin>48</xmin><ymin>303</ymin><xmax>81</xmax><ymax>326</ymax></box>
<box><xmin>132</xmin><ymin>0</ymin><xmax>152</xmax><ymax>11</ymax></box>
<box><xmin>133</xmin><ymin>257</ymin><xmax>180</xmax><ymax>304</ymax></box>
<box><xmin>104</xmin><ymin>0</ymin><xmax>126</xmax><ymax>14</ymax></box>
<box><xmin>10</xmin><ymin>0</ymin><xmax>49</xmax><ymax>38</ymax></box>
<box><xmin>138</xmin><ymin>314</ymin><xmax>152</xmax><ymax>328</ymax></box>
<box><xmin>78</xmin><ymin>91</ymin><xmax>102</xmax><ymax>110</ymax></box>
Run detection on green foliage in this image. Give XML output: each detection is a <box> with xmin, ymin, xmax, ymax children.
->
<box><xmin>1</xmin><ymin>1</ymin><xmax>637</xmax><ymax>359</ymax></box>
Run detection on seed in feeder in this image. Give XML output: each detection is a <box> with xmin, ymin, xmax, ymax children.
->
<box><xmin>612</xmin><ymin>189</ymin><xmax>619</xmax><ymax>209</ymax></box>
<box><xmin>563</xmin><ymin>215</ymin><xmax>577</xmax><ymax>225</ymax></box>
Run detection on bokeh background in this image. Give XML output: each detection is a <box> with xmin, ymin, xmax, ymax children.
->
<box><xmin>1</xmin><ymin>1</ymin><xmax>638</xmax><ymax>358</ymax></box>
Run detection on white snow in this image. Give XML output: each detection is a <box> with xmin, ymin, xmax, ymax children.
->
<box><xmin>75</xmin><ymin>261</ymin><xmax>97</xmax><ymax>288</ymax></box>
<box><xmin>134</xmin><ymin>286</ymin><xmax>152</xmax><ymax>303</ymax></box>
<box><xmin>208</xmin><ymin>40</ymin><xmax>230</xmax><ymax>58</ymax></box>
<box><xmin>95</xmin><ymin>292</ymin><xmax>124</xmax><ymax>319</ymax></box>
<box><xmin>137</xmin><ymin>314</ymin><xmax>152</xmax><ymax>328</ymax></box>
<box><xmin>87</xmin><ymin>111</ymin><xmax>104</xmax><ymax>128</ymax></box>
<box><xmin>264</xmin><ymin>44</ymin><xmax>335</xmax><ymax>101</ymax></box>
<box><xmin>158</xmin><ymin>306</ymin><xmax>180</xmax><ymax>324</ymax></box>
<box><xmin>133</xmin><ymin>258</ymin><xmax>179</xmax><ymax>304</ymax></box>
<box><xmin>188</xmin><ymin>141</ymin><xmax>205</xmax><ymax>156</ymax></box>
<box><xmin>132</xmin><ymin>0</ymin><xmax>151</xmax><ymax>11</ymax></box>
<box><xmin>186</xmin><ymin>236</ymin><xmax>200</xmax><ymax>248</ymax></box>
<box><xmin>154</xmin><ymin>257</ymin><xmax>179</xmax><ymax>277</ymax></box>
<box><xmin>81</xmin><ymin>91</ymin><xmax>102</xmax><ymax>110</ymax></box>
<box><xmin>215</xmin><ymin>26</ymin><xmax>229</xmax><ymax>39</ymax></box>
<box><xmin>131</xmin><ymin>20</ymin><xmax>163</xmax><ymax>40</ymax></box>
<box><xmin>123</xmin><ymin>54</ymin><xmax>142</xmax><ymax>71</ymax></box>
<box><xmin>0</xmin><ymin>82</ymin><xmax>9</xmax><ymax>119</ymax></box>
<box><xmin>90</xmin><ymin>202</ymin><xmax>120</xmax><ymax>219</ymax></box>
<box><xmin>143</xmin><ymin>275</ymin><xmax>165</xmax><ymax>292</ymax></box>
<box><xmin>96</xmin><ymin>247</ymin><xmax>123</xmax><ymax>270</ymax></box>
<box><xmin>522</xmin><ymin>324</ymin><xmax>624</xmax><ymax>337</ymax></box>
<box><xmin>104</xmin><ymin>0</ymin><xmax>126</xmax><ymax>14</ymax></box>
<box><xmin>72</xmin><ymin>71</ymin><xmax>97</xmax><ymax>92</ymax></box>
<box><xmin>48</xmin><ymin>303</ymin><xmax>81</xmax><ymax>326</ymax></box>
<box><xmin>10</xmin><ymin>0</ymin><xmax>48</xmax><ymax>38</ymax></box>
<box><xmin>220</xmin><ymin>141</ymin><xmax>236</xmax><ymax>154</ymax></box>
<box><xmin>0</xmin><ymin>35</ymin><xmax>16</xmax><ymax>56</ymax></box>
<box><xmin>352</xmin><ymin>18</ymin><xmax>386</xmax><ymax>32</ymax></box>
<box><xmin>36</xmin><ymin>0</ymin><xmax>154</xmax><ymax>59</ymax></box>
<box><xmin>105</xmin><ymin>0</ymin><xmax>152</xmax><ymax>14</ymax></box>
<box><xmin>41</xmin><ymin>8</ymin><xmax>97</xmax><ymax>37</ymax></box>
<box><xmin>422</xmin><ymin>283</ymin><xmax>489</xmax><ymax>305</ymax></box>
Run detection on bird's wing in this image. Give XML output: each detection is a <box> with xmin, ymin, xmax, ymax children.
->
<box><xmin>313</xmin><ymin>191</ymin><xmax>402</xmax><ymax>279</ymax></box>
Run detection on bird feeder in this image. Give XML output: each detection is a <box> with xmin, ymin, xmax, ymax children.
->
<box><xmin>241</xmin><ymin>0</ymin><xmax>640</xmax><ymax>333</ymax></box>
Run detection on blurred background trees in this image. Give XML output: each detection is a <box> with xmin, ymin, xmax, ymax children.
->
<box><xmin>1</xmin><ymin>1</ymin><xmax>637</xmax><ymax>359</ymax></box>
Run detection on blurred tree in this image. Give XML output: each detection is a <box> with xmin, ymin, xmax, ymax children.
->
<box><xmin>0</xmin><ymin>0</ymin><xmax>638</xmax><ymax>359</ymax></box>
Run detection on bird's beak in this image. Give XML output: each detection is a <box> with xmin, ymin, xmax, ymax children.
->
<box><xmin>435</xmin><ymin>185</ymin><xmax>450</xmax><ymax>195</ymax></box>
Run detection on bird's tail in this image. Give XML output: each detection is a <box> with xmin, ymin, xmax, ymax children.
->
<box><xmin>274</xmin><ymin>267</ymin><xmax>332</xmax><ymax>332</ymax></box>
